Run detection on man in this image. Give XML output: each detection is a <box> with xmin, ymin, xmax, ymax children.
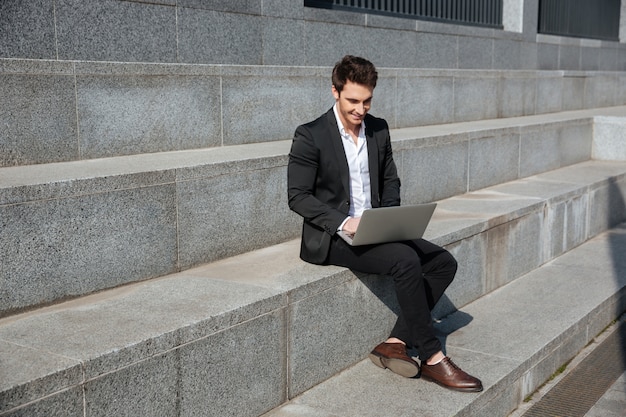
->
<box><xmin>287</xmin><ymin>55</ymin><xmax>482</xmax><ymax>392</ymax></box>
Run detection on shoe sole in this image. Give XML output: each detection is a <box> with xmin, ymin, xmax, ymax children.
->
<box><xmin>368</xmin><ymin>352</ymin><xmax>419</xmax><ymax>378</ymax></box>
<box><xmin>420</xmin><ymin>374</ymin><xmax>483</xmax><ymax>392</ymax></box>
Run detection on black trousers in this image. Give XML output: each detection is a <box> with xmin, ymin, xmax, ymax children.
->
<box><xmin>326</xmin><ymin>236</ymin><xmax>457</xmax><ymax>361</ymax></box>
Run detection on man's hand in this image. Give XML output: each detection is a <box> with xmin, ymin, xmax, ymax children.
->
<box><xmin>342</xmin><ymin>217</ymin><xmax>361</xmax><ymax>236</ymax></box>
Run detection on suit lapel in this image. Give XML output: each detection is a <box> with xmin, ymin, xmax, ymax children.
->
<box><xmin>325</xmin><ymin>110</ymin><xmax>351</xmax><ymax>200</ymax></box>
<box><xmin>365</xmin><ymin>121</ymin><xmax>380</xmax><ymax>207</ymax></box>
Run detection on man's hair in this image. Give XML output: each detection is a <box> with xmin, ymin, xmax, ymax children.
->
<box><xmin>331</xmin><ymin>55</ymin><xmax>378</xmax><ymax>93</ymax></box>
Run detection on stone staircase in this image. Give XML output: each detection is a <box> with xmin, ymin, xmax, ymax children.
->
<box><xmin>2</xmin><ymin>55</ymin><xmax>626</xmax><ymax>416</ymax></box>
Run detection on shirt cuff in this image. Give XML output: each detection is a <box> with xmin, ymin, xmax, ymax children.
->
<box><xmin>338</xmin><ymin>217</ymin><xmax>350</xmax><ymax>232</ymax></box>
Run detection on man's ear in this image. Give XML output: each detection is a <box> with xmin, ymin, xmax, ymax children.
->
<box><xmin>331</xmin><ymin>85</ymin><xmax>340</xmax><ymax>100</ymax></box>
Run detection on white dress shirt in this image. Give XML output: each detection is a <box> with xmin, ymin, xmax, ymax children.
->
<box><xmin>333</xmin><ymin>104</ymin><xmax>372</xmax><ymax>230</ymax></box>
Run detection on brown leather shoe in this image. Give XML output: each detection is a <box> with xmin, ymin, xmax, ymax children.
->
<box><xmin>368</xmin><ymin>342</ymin><xmax>419</xmax><ymax>378</ymax></box>
<box><xmin>420</xmin><ymin>357</ymin><xmax>483</xmax><ymax>392</ymax></box>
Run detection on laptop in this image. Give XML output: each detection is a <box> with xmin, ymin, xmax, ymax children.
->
<box><xmin>337</xmin><ymin>203</ymin><xmax>437</xmax><ymax>246</ymax></box>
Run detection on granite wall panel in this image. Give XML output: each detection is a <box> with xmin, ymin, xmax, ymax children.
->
<box><xmin>469</xmin><ymin>132</ymin><xmax>520</xmax><ymax>191</ymax></box>
<box><xmin>0</xmin><ymin>184</ymin><xmax>178</xmax><ymax>315</ymax></box>
<box><xmin>55</xmin><ymin>0</ymin><xmax>177</xmax><ymax>63</ymax></box>
<box><xmin>76</xmin><ymin>74</ymin><xmax>221</xmax><ymax>158</ymax></box>
<box><xmin>485</xmin><ymin>212</ymin><xmax>544</xmax><ymax>291</ymax></box>
<box><xmin>176</xmin><ymin>164</ymin><xmax>297</xmax><ymax>269</ymax></box>
<box><xmin>493</xmin><ymin>39</ymin><xmax>522</xmax><ymax>70</ymax></box>
<box><xmin>499</xmin><ymin>75</ymin><xmax>536</xmax><ymax>117</ymax></box>
<box><xmin>0</xmin><ymin>0</ymin><xmax>56</xmax><ymax>60</ymax></box>
<box><xmin>395</xmin><ymin>75</ymin><xmax>455</xmax><ymax>127</ymax></box>
<box><xmin>559</xmin><ymin>45</ymin><xmax>581</xmax><ymax>70</ymax></box>
<box><xmin>178</xmin><ymin>311</ymin><xmax>286</xmax><ymax>417</ymax></box>
<box><xmin>221</xmin><ymin>75</ymin><xmax>321</xmax><ymax>145</ymax></box>
<box><xmin>561</xmin><ymin>76</ymin><xmax>586</xmax><ymax>111</ymax></box>
<box><xmin>400</xmin><ymin>141</ymin><xmax>468</xmax><ymax>204</ymax></box>
<box><xmin>84</xmin><ymin>351</ymin><xmax>179</xmax><ymax>417</ymax></box>
<box><xmin>535</xmin><ymin>76</ymin><xmax>563</xmax><ymax>114</ymax></box>
<box><xmin>288</xmin><ymin>276</ymin><xmax>396</xmax><ymax>397</ymax></box>
<box><xmin>519</xmin><ymin>126</ymin><xmax>561</xmax><ymax>177</ymax></box>
<box><xmin>414</xmin><ymin>32</ymin><xmax>458</xmax><ymax>69</ymax></box>
<box><xmin>457</xmin><ymin>36</ymin><xmax>493</xmax><ymax>69</ymax></box>
<box><xmin>177</xmin><ymin>7</ymin><xmax>263</xmax><ymax>64</ymax></box>
<box><xmin>0</xmin><ymin>74</ymin><xmax>78</xmax><ymax>167</ymax></box>
<box><xmin>454</xmin><ymin>76</ymin><xmax>499</xmax><ymax>122</ymax></box>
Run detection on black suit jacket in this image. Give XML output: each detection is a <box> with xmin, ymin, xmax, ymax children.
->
<box><xmin>287</xmin><ymin>108</ymin><xmax>401</xmax><ymax>264</ymax></box>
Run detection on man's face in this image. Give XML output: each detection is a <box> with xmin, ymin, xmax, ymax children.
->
<box><xmin>332</xmin><ymin>80</ymin><xmax>373</xmax><ymax>132</ymax></box>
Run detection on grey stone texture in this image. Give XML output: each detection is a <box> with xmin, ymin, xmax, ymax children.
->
<box><xmin>76</xmin><ymin>74</ymin><xmax>222</xmax><ymax>158</ymax></box>
<box><xmin>0</xmin><ymin>0</ymin><xmax>57</xmax><ymax>60</ymax></box>
<box><xmin>468</xmin><ymin>131</ymin><xmax>520</xmax><ymax>191</ymax></box>
<box><xmin>2</xmin><ymin>1</ymin><xmax>626</xmax><ymax>414</ymax></box>
<box><xmin>535</xmin><ymin>75</ymin><xmax>564</xmax><ymax>114</ymax></box>
<box><xmin>288</xmin><ymin>274</ymin><xmax>397</xmax><ymax>397</ymax></box>
<box><xmin>454</xmin><ymin>75</ymin><xmax>499</xmax><ymax>122</ymax></box>
<box><xmin>2</xmin><ymin>150</ymin><xmax>626</xmax><ymax>415</ymax></box>
<box><xmin>593</xmin><ymin>116</ymin><xmax>626</xmax><ymax>160</ymax></box>
<box><xmin>494</xmin><ymin>39</ymin><xmax>523</xmax><ymax>70</ymax></box>
<box><xmin>0</xmin><ymin>73</ymin><xmax>78</xmax><ymax>166</ymax></box>
<box><xmin>395</xmin><ymin>74</ymin><xmax>455</xmax><ymax>127</ymax></box>
<box><xmin>177</xmin><ymin>311</ymin><xmax>286</xmax><ymax>417</ymax></box>
<box><xmin>400</xmin><ymin>140</ymin><xmax>469</xmax><ymax>204</ymax></box>
<box><xmin>414</xmin><ymin>32</ymin><xmax>458</xmax><ymax>68</ymax></box>
<box><xmin>221</xmin><ymin>74</ymin><xmax>322</xmax><ymax>144</ymax></box>
<box><xmin>562</xmin><ymin>75</ymin><xmax>586</xmax><ymax>111</ymax></box>
<box><xmin>1</xmin><ymin>0</ymin><xmax>624</xmax><ymax>72</ymax></box>
<box><xmin>499</xmin><ymin>74</ymin><xmax>537</xmax><ymax>117</ymax></box>
<box><xmin>84</xmin><ymin>351</ymin><xmax>179</xmax><ymax>417</ymax></box>
<box><xmin>55</xmin><ymin>0</ymin><xmax>178</xmax><ymax>63</ymax></box>
<box><xmin>0</xmin><ymin>183</ymin><xmax>178</xmax><ymax>315</ymax></box>
<box><xmin>176</xmin><ymin>160</ymin><xmax>299</xmax><ymax>269</ymax></box>
<box><xmin>457</xmin><ymin>36</ymin><xmax>494</xmax><ymax>69</ymax></box>
<box><xmin>177</xmin><ymin>7</ymin><xmax>263</xmax><ymax>65</ymax></box>
<box><xmin>5</xmin><ymin>58</ymin><xmax>626</xmax><ymax>168</ymax></box>
<box><xmin>585</xmin><ymin>74</ymin><xmax>622</xmax><ymax>108</ymax></box>
<box><xmin>267</xmin><ymin>225</ymin><xmax>626</xmax><ymax>417</ymax></box>
<box><xmin>537</xmin><ymin>42</ymin><xmax>560</xmax><ymax>70</ymax></box>
<box><xmin>2</xmin><ymin>106</ymin><xmax>624</xmax><ymax>316</ymax></box>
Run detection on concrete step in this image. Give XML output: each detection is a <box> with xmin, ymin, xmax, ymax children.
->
<box><xmin>1</xmin><ymin>158</ymin><xmax>626</xmax><ymax>417</ymax></box>
<box><xmin>3</xmin><ymin>57</ymin><xmax>626</xmax><ymax>167</ymax></box>
<box><xmin>262</xmin><ymin>223</ymin><xmax>626</xmax><ymax>417</ymax></box>
<box><xmin>2</xmin><ymin>106</ymin><xmax>626</xmax><ymax>316</ymax></box>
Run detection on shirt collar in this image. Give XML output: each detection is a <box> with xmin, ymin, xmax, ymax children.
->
<box><xmin>333</xmin><ymin>104</ymin><xmax>365</xmax><ymax>139</ymax></box>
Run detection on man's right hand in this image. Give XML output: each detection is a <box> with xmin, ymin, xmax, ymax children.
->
<box><xmin>342</xmin><ymin>217</ymin><xmax>361</xmax><ymax>236</ymax></box>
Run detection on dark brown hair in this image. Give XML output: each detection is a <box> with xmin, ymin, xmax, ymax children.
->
<box><xmin>331</xmin><ymin>55</ymin><xmax>378</xmax><ymax>93</ymax></box>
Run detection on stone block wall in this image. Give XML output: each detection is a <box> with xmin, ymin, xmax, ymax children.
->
<box><xmin>1</xmin><ymin>0</ymin><xmax>625</xmax><ymax>70</ymax></box>
<box><xmin>2</xmin><ymin>58</ymin><xmax>626</xmax><ymax>167</ymax></box>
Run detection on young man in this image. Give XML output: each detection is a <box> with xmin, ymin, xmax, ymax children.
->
<box><xmin>287</xmin><ymin>55</ymin><xmax>482</xmax><ymax>392</ymax></box>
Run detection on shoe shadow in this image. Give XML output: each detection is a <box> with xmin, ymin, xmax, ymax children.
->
<box><xmin>430</xmin><ymin>306</ymin><xmax>474</xmax><ymax>357</ymax></box>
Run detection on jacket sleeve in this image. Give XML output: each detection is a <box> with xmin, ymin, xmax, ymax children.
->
<box><xmin>377</xmin><ymin>121</ymin><xmax>402</xmax><ymax>207</ymax></box>
<box><xmin>287</xmin><ymin>124</ymin><xmax>347</xmax><ymax>235</ymax></box>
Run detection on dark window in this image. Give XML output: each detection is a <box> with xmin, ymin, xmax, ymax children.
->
<box><xmin>305</xmin><ymin>0</ymin><xmax>503</xmax><ymax>29</ymax></box>
<box><xmin>538</xmin><ymin>0</ymin><xmax>620</xmax><ymax>41</ymax></box>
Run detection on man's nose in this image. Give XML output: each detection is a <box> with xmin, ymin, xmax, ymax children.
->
<box><xmin>356</xmin><ymin>102</ymin><xmax>365</xmax><ymax>114</ymax></box>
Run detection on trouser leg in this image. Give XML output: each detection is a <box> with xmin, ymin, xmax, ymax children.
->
<box><xmin>388</xmin><ymin>239</ymin><xmax>457</xmax><ymax>357</ymax></box>
<box><xmin>326</xmin><ymin>237</ymin><xmax>456</xmax><ymax>360</ymax></box>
